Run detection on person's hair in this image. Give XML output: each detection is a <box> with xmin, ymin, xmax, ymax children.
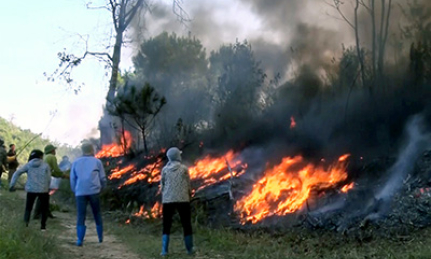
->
<box><xmin>28</xmin><ymin>149</ymin><xmax>44</xmax><ymax>162</ymax></box>
<box><xmin>9</xmin><ymin>144</ymin><xmax>15</xmax><ymax>148</ymax></box>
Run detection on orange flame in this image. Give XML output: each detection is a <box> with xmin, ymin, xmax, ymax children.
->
<box><xmin>134</xmin><ymin>202</ymin><xmax>162</xmax><ymax>219</ymax></box>
<box><xmin>188</xmin><ymin>150</ymin><xmax>247</xmax><ymax>191</ymax></box>
<box><xmin>290</xmin><ymin>116</ymin><xmax>296</xmax><ymax>129</ymax></box>
<box><xmin>108</xmin><ymin>164</ymin><xmax>136</xmax><ymax>180</ymax></box>
<box><xmin>120</xmin><ymin>158</ymin><xmax>162</xmax><ymax>187</ymax></box>
<box><xmin>235</xmin><ymin>154</ymin><xmax>350</xmax><ymax>224</ymax></box>
<box><xmin>96</xmin><ymin>131</ymin><xmax>133</xmax><ymax>158</ymax></box>
<box><xmin>341</xmin><ymin>182</ymin><xmax>354</xmax><ymax>193</ymax></box>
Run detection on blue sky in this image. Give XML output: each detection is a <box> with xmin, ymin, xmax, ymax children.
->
<box><xmin>0</xmin><ymin>0</ymin><xmax>343</xmax><ymax>147</ymax></box>
<box><xmin>1</xmin><ymin>0</ymin><xmax>115</xmax><ymax>146</ymax></box>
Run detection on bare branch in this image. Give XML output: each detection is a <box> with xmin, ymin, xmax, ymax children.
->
<box><xmin>109</xmin><ymin>0</ymin><xmax>119</xmax><ymax>32</ymax></box>
<box><xmin>173</xmin><ymin>0</ymin><xmax>191</xmax><ymax>25</ymax></box>
<box><xmin>328</xmin><ymin>0</ymin><xmax>355</xmax><ymax>29</ymax></box>
<box><xmin>124</xmin><ymin>0</ymin><xmax>145</xmax><ymax>28</ymax></box>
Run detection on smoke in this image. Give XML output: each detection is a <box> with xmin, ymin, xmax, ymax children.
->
<box><xmin>376</xmin><ymin>115</ymin><xmax>431</xmax><ymax>201</ymax></box>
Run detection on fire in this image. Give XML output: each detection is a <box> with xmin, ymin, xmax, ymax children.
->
<box><xmin>290</xmin><ymin>116</ymin><xmax>296</xmax><ymax>129</ymax></box>
<box><xmin>134</xmin><ymin>202</ymin><xmax>162</xmax><ymax>219</ymax></box>
<box><xmin>96</xmin><ymin>131</ymin><xmax>133</xmax><ymax>158</ymax></box>
<box><xmin>188</xmin><ymin>150</ymin><xmax>247</xmax><ymax>191</ymax></box>
<box><xmin>108</xmin><ymin>164</ymin><xmax>136</xmax><ymax>180</ymax></box>
<box><xmin>120</xmin><ymin>158</ymin><xmax>162</xmax><ymax>187</ymax></box>
<box><xmin>341</xmin><ymin>182</ymin><xmax>354</xmax><ymax>193</ymax></box>
<box><xmin>235</xmin><ymin>154</ymin><xmax>350</xmax><ymax>224</ymax></box>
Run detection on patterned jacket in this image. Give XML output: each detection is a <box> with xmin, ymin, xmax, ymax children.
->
<box><xmin>161</xmin><ymin>161</ymin><xmax>191</xmax><ymax>203</ymax></box>
<box><xmin>9</xmin><ymin>158</ymin><xmax>51</xmax><ymax>193</ymax></box>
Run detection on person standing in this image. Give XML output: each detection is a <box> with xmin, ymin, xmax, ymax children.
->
<box><xmin>0</xmin><ymin>139</ymin><xmax>7</xmax><ymax>188</ymax></box>
<box><xmin>160</xmin><ymin>147</ymin><xmax>194</xmax><ymax>256</ymax></box>
<box><xmin>70</xmin><ymin>143</ymin><xmax>107</xmax><ymax>246</ymax></box>
<box><xmin>7</xmin><ymin>144</ymin><xmax>19</xmax><ymax>183</ymax></box>
<box><xmin>9</xmin><ymin>150</ymin><xmax>51</xmax><ymax>230</ymax></box>
<box><xmin>34</xmin><ymin>144</ymin><xmax>65</xmax><ymax>219</ymax></box>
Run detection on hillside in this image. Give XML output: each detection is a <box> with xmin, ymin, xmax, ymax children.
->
<box><xmin>0</xmin><ymin>117</ymin><xmax>81</xmax><ymax>165</ymax></box>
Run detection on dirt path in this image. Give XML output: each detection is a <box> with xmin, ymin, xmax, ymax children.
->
<box><xmin>17</xmin><ymin>190</ymin><xmax>141</xmax><ymax>259</ymax></box>
<box><xmin>54</xmin><ymin>211</ymin><xmax>141</xmax><ymax>259</ymax></box>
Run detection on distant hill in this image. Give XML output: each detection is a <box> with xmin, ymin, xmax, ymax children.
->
<box><xmin>0</xmin><ymin>117</ymin><xmax>81</xmax><ymax>165</ymax></box>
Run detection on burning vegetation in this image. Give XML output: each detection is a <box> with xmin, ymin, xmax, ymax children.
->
<box><xmin>78</xmin><ymin>0</ymin><xmax>431</xmax><ymax>239</ymax></box>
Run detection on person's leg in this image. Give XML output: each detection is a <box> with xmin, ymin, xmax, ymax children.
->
<box><xmin>88</xmin><ymin>194</ymin><xmax>103</xmax><ymax>242</ymax></box>
<box><xmin>24</xmin><ymin>193</ymin><xmax>38</xmax><ymax>226</ymax></box>
<box><xmin>33</xmin><ymin>196</ymin><xmax>41</xmax><ymax>219</ymax></box>
<box><xmin>75</xmin><ymin>196</ymin><xmax>88</xmax><ymax>246</ymax></box>
<box><xmin>178</xmin><ymin>202</ymin><xmax>194</xmax><ymax>254</ymax></box>
<box><xmin>7</xmin><ymin>168</ymin><xmax>15</xmax><ymax>183</ymax></box>
<box><xmin>161</xmin><ymin>203</ymin><xmax>175</xmax><ymax>256</ymax></box>
<box><xmin>39</xmin><ymin>193</ymin><xmax>49</xmax><ymax>230</ymax></box>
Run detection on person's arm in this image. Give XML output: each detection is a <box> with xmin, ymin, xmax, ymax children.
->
<box><xmin>45</xmin><ymin>155</ymin><xmax>64</xmax><ymax>177</ymax></box>
<box><xmin>69</xmin><ymin>163</ymin><xmax>77</xmax><ymax>194</ymax></box>
<box><xmin>97</xmin><ymin>159</ymin><xmax>107</xmax><ymax>189</ymax></box>
<box><xmin>185</xmin><ymin>168</ymin><xmax>192</xmax><ymax>198</ymax></box>
<box><xmin>160</xmin><ymin>168</ymin><xmax>166</xmax><ymax>193</ymax></box>
<box><xmin>9</xmin><ymin>164</ymin><xmax>28</xmax><ymax>189</ymax></box>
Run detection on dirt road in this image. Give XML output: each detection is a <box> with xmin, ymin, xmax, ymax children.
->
<box><xmin>54</xmin><ymin>211</ymin><xmax>141</xmax><ymax>259</ymax></box>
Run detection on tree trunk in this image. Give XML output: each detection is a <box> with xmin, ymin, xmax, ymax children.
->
<box><xmin>371</xmin><ymin>0</ymin><xmax>377</xmax><ymax>84</ymax></box>
<box><xmin>354</xmin><ymin>0</ymin><xmax>367</xmax><ymax>92</ymax></box>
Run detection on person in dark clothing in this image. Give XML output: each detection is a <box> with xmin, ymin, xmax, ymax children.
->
<box><xmin>160</xmin><ymin>147</ymin><xmax>194</xmax><ymax>256</ymax></box>
<box><xmin>9</xmin><ymin>150</ymin><xmax>51</xmax><ymax>230</ymax></box>
<box><xmin>0</xmin><ymin>139</ymin><xmax>7</xmax><ymax>187</ymax></box>
<box><xmin>7</xmin><ymin>144</ymin><xmax>19</xmax><ymax>183</ymax></box>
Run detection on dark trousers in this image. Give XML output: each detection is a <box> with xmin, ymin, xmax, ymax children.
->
<box><xmin>34</xmin><ymin>195</ymin><xmax>52</xmax><ymax>218</ymax></box>
<box><xmin>8</xmin><ymin>168</ymin><xmax>16</xmax><ymax>183</ymax></box>
<box><xmin>76</xmin><ymin>194</ymin><xmax>102</xmax><ymax>226</ymax></box>
<box><xmin>25</xmin><ymin>192</ymin><xmax>49</xmax><ymax>229</ymax></box>
<box><xmin>162</xmin><ymin>202</ymin><xmax>192</xmax><ymax>236</ymax></box>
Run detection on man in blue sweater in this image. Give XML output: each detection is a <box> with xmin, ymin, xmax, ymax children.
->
<box><xmin>70</xmin><ymin>142</ymin><xmax>107</xmax><ymax>246</ymax></box>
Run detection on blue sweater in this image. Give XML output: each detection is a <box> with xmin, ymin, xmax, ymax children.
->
<box><xmin>10</xmin><ymin>158</ymin><xmax>51</xmax><ymax>193</ymax></box>
<box><xmin>70</xmin><ymin>156</ymin><xmax>107</xmax><ymax>196</ymax></box>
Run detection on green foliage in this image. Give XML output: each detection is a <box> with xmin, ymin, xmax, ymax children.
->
<box><xmin>0</xmin><ymin>191</ymin><xmax>63</xmax><ymax>259</ymax></box>
<box><xmin>109</xmin><ymin>82</ymin><xmax>166</xmax><ymax>153</ymax></box>
<box><xmin>209</xmin><ymin>41</ymin><xmax>266</xmax><ymax>134</ymax></box>
<box><xmin>0</xmin><ymin>116</ymin><xmax>80</xmax><ymax>165</ymax></box>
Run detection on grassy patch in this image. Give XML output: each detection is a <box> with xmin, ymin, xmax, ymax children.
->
<box><xmin>107</xmin><ymin>213</ymin><xmax>431</xmax><ymax>259</ymax></box>
<box><xmin>0</xmin><ymin>182</ymin><xmax>64</xmax><ymax>259</ymax></box>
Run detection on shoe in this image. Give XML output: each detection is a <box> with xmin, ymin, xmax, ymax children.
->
<box><xmin>76</xmin><ymin>225</ymin><xmax>86</xmax><ymax>246</ymax></box>
<box><xmin>184</xmin><ymin>235</ymin><xmax>194</xmax><ymax>255</ymax></box>
<box><xmin>160</xmin><ymin>234</ymin><xmax>170</xmax><ymax>256</ymax></box>
<box><xmin>96</xmin><ymin>225</ymin><xmax>103</xmax><ymax>243</ymax></box>
<box><xmin>41</xmin><ymin>228</ymin><xmax>46</xmax><ymax>232</ymax></box>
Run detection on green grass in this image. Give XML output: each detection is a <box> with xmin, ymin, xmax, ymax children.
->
<box><xmin>0</xmin><ymin>181</ymin><xmax>64</xmax><ymax>259</ymax></box>
<box><xmin>107</xmin><ymin>211</ymin><xmax>431</xmax><ymax>259</ymax></box>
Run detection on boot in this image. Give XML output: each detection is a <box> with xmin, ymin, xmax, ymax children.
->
<box><xmin>160</xmin><ymin>234</ymin><xmax>170</xmax><ymax>256</ymax></box>
<box><xmin>24</xmin><ymin>210</ymin><xmax>31</xmax><ymax>227</ymax></box>
<box><xmin>76</xmin><ymin>225</ymin><xmax>86</xmax><ymax>246</ymax></box>
<box><xmin>96</xmin><ymin>225</ymin><xmax>103</xmax><ymax>243</ymax></box>
<box><xmin>184</xmin><ymin>235</ymin><xmax>194</xmax><ymax>255</ymax></box>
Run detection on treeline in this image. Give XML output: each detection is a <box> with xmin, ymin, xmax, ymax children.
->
<box><xmin>0</xmin><ymin>117</ymin><xmax>80</xmax><ymax>165</ymax></box>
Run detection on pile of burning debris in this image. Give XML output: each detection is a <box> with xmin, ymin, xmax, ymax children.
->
<box><xmin>96</xmin><ymin>127</ymin><xmax>431</xmax><ymax>238</ymax></box>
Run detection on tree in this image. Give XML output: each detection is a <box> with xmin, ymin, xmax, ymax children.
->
<box><xmin>132</xmin><ymin>32</ymin><xmax>210</xmax><ymax>147</ymax></box>
<box><xmin>49</xmin><ymin>1</ymin><xmax>188</xmax><ymax>145</ymax></box>
<box><xmin>108</xmin><ymin>82</ymin><xmax>166</xmax><ymax>154</ymax></box>
<box><xmin>208</xmin><ymin>41</ymin><xmax>266</xmax><ymax>135</ymax></box>
<box><xmin>327</xmin><ymin>0</ymin><xmax>393</xmax><ymax>91</ymax></box>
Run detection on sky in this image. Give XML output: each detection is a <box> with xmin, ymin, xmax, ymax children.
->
<box><xmin>0</xmin><ymin>0</ymin><xmax>348</xmax><ymax>147</ymax></box>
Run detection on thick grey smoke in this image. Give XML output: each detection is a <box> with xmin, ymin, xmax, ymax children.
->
<box><xmin>375</xmin><ymin>115</ymin><xmax>431</xmax><ymax>201</ymax></box>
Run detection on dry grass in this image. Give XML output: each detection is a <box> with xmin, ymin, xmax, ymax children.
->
<box><xmin>107</xmin><ymin>213</ymin><xmax>431</xmax><ymax>259</ymax></box>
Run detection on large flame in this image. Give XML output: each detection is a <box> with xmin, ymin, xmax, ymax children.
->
<box><xmin>235</xmin><ymin>154</ymin><xmax>351</xmax><ymax>224</ymax></box>
<box><xmin>188</xmin><ymin>150</ymin><xmax>247</xmax><ymax>191</ymax></box>
<box><xmin>96</xmin><ymin>131</ymin><xmax>133</xmax><ymax>158</ymax></box>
